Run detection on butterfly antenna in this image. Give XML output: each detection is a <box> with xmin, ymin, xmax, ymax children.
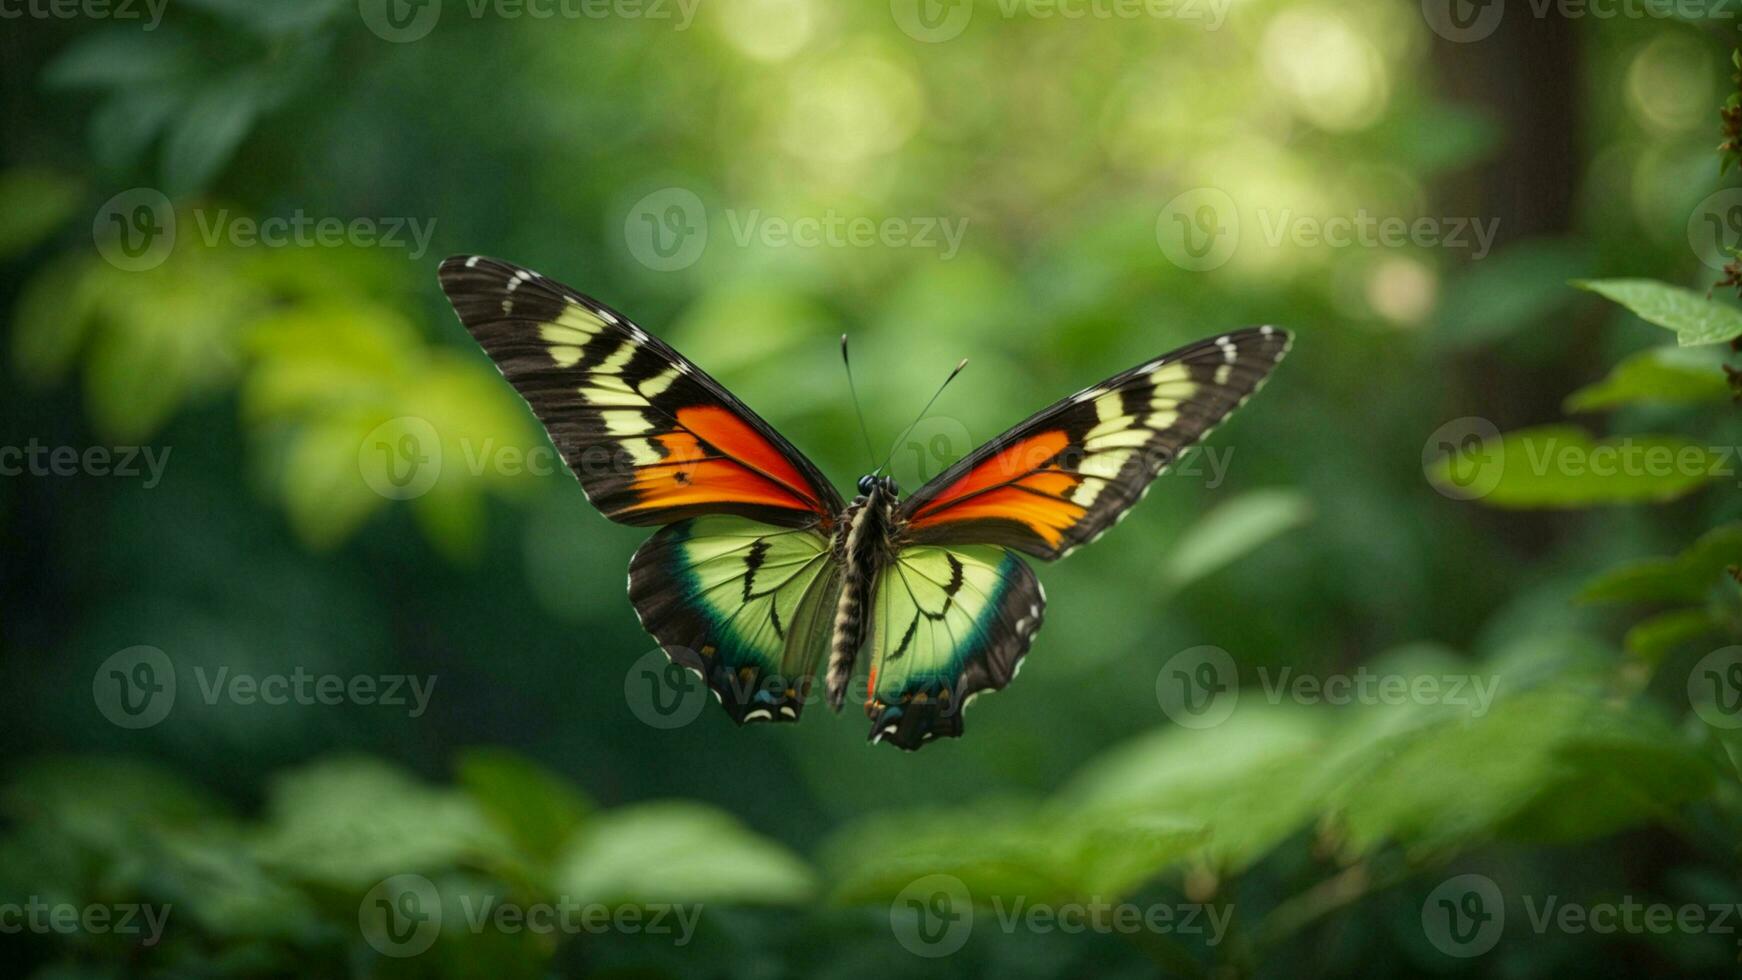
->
<box><xmin>840</xmin><ymin>335</ymin><xmax>880</xmax><ymax>471</ymax></box>
<box><xmin>875</xmin><ymin>357</ymin><xmax>968</xmax><ymax>476</ymax></box>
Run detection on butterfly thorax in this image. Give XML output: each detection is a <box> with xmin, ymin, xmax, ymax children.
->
<box><xmin>825</xmin><ymin>475</ymin><xmax>901</xmax><ymax>710</ymax></box>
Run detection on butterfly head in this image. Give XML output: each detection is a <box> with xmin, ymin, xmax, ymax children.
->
<box><xmin>857</xmin><ymin>474</ymin><xmax>900</xmax><ymax>500</ymax></box>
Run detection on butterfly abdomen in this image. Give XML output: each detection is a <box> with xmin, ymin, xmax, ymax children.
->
<box><xmin>825</xmin><ymin>491</ymin><xmax>894</xmax><ymax>710</ymax></box>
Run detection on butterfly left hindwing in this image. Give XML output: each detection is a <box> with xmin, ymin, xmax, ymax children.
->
<box><xmin>629</xmin><ymin>517</ymin><xmax>840</xmax><ymax>723</ymax></box>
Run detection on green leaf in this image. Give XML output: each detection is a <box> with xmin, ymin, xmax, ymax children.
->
<box><xmin>0</xmin><ymin>757</ymin><xmax>222</xmax><ymax>854</ymax></box>
<box><xmin>1323</xmin><ymin>685</ymin><xmax>1707</xmax><ymax>856</ymax></box>
<box><xmin>1064</xmin><ymin>701</ymin><xmax>1332</xmax><ymax>872</ymax></box>
<box><xmin>1580</xmin><ymin>523</ymin><xmax>1742</xmax><ymax>604</ymax></box>
<box><xmin>253</xmin><ymin>757</ymin><xmax>508</xmax><ymax>887</ymax></box>
<box><xmin>41</xmin><ymin>28</ymin><xmax>195</xmax><ymax>89</ymax></box>
<box><xmin>1160</xmin><ymin>488</ymin><xmax>1312</xmax><ymax>590</ymax></box>
<box><xmin>1563</xmin><ymin>346</ymin><xmax>1730</xmax><ymax>412</ymax></box>
<box><xmin>1624</xmin><ymin>608</ymin><xmax>1719</xmax><ymax>663</ymax></box>
<box><xmin>1500</xmin><ymin>703</ymin><xmax>1720</xmax><ymax>843</ymax></box>
<box><xmin>554</xmin><ymin>802</ymin><xmax>813</xmax><ymax>906</ymax></box>
<box><xmin>455</xmin><ymin>749</ymin><xmax>591</xmax><ymax>865</ymax></box>
<box><xmin>0</xmin><ymin>169</ymin><xmax>82</xmax><ymax>260</ymax></box>
<box><xmin>1576</xmin><ymin>279</ymin><xmax>1742</xmax><ymax>347</ymax></box>
<box><xmin>162</xmin><ymin>76</ymin><xmax>265</xmax><ymax>195</ymax></box>
<box><xmin>1436</xmin><ymin>239</ymin><xmax>1590</xmax><ymax>348</ymax></box>
<box><xmin>90</xmin><ymin>87</ymin><xmax>189</xmax><ymax>172</ymax></box>
<box><xmin>1428</xmin><ymin>425</ymin><xmax>1722</xmax><ymax>508</ymax></box>
<box><xmin>823</xmin><ymin>805</ymin><xmax>1207</xmax><ymax>906</ymax></box>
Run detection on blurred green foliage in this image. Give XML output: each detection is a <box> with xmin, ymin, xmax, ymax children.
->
<box><xmin>4</xmin><ymin>0</ymin><xmax>1742</xmax><ymax>977</ymax></box>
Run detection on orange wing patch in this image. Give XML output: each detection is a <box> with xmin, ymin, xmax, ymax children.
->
<box><xmin>907</xmin><ymin>430</ymin><xmax>1083</xmax><ymax>547</ymax></box>
<box><xmin>674</xmin><ymin>406</ymin><xmax>826</xmax><ymax>512</ymax></box>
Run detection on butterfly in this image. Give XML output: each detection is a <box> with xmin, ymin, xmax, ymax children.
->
<box><xmin>438</xmin><ymin>255</ymin><xmax>1290</xmax><ymax>750</ymax></box>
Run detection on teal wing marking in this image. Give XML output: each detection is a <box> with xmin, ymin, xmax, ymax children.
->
<box><xmin>629</xmin><ymin>516</ymin><xmax>841</xmax><ymax>724</ymax></box>
<box><xmin>866</xmin><ymin>544</ymin><xmax>1044</xmax><ymax>749</ymax></box>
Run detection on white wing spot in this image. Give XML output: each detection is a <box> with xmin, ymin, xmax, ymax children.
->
<box><xmin>464</xmin><ymin>255</ymin><xmax>481</xmax><ymax>268</ymax></box>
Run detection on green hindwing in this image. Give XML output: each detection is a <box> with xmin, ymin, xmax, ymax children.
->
<box><xmin>629</xmin><ymin>517</ymin><xmax>840</xmax><ymax>723</ymax></box>
<box><xmin>867</xmin><ymin>545</ymin><xmax>1044</xmax><ymax>749</ymax></box>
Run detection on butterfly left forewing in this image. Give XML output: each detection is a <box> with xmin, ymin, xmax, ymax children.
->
<box><xmin>439</xmin><ymin>255</ymin><xmax>843</xmax><ymax>528</ymax></box>
<box><xmin>864</xmin><ymin>544</ymin><xmax>1043</xmax><ymax>750</ymax></box>
<box><xmin>898</xmin><ymin>327</ymin><xmax>1291</xmax><ymax>559</ymax></box>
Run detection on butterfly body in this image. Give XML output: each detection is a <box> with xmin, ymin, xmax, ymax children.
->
<box><xmin>438</xmin><ymin>255</ymin><xmax>1290</xmax><ymax>751</ymax></box>
<box><xmin>826</xmin><ymin>475</ymin><xmax>902</xmax><ymax>711</ymax></box>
